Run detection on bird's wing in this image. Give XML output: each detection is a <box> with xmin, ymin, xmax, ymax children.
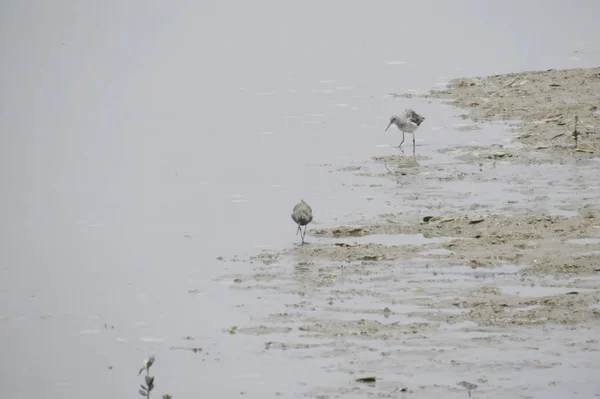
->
<box><xmin>304</xmin><ymin>203</ymin><xmax>312</xmax><ymax>213</ymax></box>
<box><xmin>306</xmin><ymin>213</ymin><xmax>313</xmax><ymax>224</ymax></box>
<box><xmin>299</xmin><ymin>200</ymin><xmax>312</xmax><ymax>214</ymax></box>
<box><xmin>293</xmin><ymin>202</ymin><xmax>302</xmax><ymax>213</ymax></box>
<box><xmin>403</xmin><ymin>109</ymin><xmax>425</xmax><ymax>126</ymax></box>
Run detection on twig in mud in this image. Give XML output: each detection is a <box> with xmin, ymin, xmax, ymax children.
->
<box><xmin>383</xmin><ymin>163</ymin><xmax>394</xmax><ymax>174</ymax></box>
<box><xmin>573</xmin><ymin>116</ymin><xmax>599</xmax><ymax>152</ymax></box>
<box><xmin>549</xmin><ymin>116</ymin><xmax>598</xmax><ymax>152</ymax></box>
<box><xmin>573</xmin><ymin>115</ymin><xmax>580</xmax><ymax>148</ymax></box>
<box><xmin>577</xmin><ymin>138</ymin><xmax>599</xmax><ymax>152</ymax></box>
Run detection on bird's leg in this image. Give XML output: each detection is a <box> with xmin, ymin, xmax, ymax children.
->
<box><xmin>398</xmin><ymin>132</ymin><xmax>405</xmax><ymax>149</ymax></box>
<box><xmin>301</xmin><ymin>226</ymin><xmax>306</xmax><ymax>244</ymax></box>
<box><xmin>412</xmin><ymin>135</ymin><xmax>416</xmax><ymax>154</ymax></box>
<box><xmin>296</xmin><ymin>224</ymin><xmax>301</xmax><ymax>236</ymax></box>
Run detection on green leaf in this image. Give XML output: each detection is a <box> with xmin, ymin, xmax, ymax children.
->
<box><xmin>139</xmin><ymin>389</ymin><xmax>147</xmax><ymax>396</ymax></box>
<box><xmin>146</xmin><ymin>355</ymin><xmax>155</xmax><ymax>369</ymax></box>
<box><xmin>145</xmin><ymin>376</ymin><xmax>155</xmax><ymax>387</ymax></box>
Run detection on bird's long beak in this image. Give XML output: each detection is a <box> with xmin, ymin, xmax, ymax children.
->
<box><xmin>384</xmin><ymin>121</ymin><xmax>393</xmax><ymax>132</ymax></box>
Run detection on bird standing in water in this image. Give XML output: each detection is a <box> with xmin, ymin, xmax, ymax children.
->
<box><xmin>385</xmin><ymin>109</ymin><xmax>426</xmax><ymax>152</ymax></box>
<box><xmin>291</xmin><ymin>199</ymin><xmax>313</xmax><ymax>245</ymax></box>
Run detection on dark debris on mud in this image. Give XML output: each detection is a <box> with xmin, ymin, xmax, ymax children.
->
<box><xmin>423</xmin><ymin>67</ymin><xmax>600</xmax><ymax>162</ymax></box>
<box><xmin>308</xmin><ymin>209</ymin><xmax>600</xmax><ymax>276</ymax></box>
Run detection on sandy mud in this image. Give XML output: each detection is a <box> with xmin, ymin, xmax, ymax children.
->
<box><xmin>416</xmin><ymin>67</ymin><xmax>600</xmax><ymax>162</ymax></box>
<box><xmin>219</xmin><ymin>67</ymin><xmax>600</xmax><ymax>398</ymax></box>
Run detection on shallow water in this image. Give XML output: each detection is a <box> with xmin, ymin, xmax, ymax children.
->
<box><xmin>2</xmin><ymin>0</ymin><xmax>600</xmax><ymax>398</ymax></box>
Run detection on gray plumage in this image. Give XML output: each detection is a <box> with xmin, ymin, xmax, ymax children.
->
<box><xmin>291</xmin><ymin>199</ymin><xmax>313</xmax><ymax>245</ymax></box>
<box><xmin>384</xmin><ymin>109</ymin><xmax>426</xmax><ymax>152</ymax></box>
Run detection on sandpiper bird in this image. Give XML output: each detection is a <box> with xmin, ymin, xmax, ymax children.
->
<box><xmin>384</xmin><ymin>109</ymin><xmax>426</xmax><ymax>152</ymax></box>
<box><xmin>291</xmin><ymin>199</ymin><xmax>313</xmax><ymax>245</ymax></box>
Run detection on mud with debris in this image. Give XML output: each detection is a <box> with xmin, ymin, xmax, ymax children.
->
<box><xmin>421</xmin><ymin>66</ymin><xmax>600</xmax><ymax>161</ymax></box>
<box><xmin>219</xmin><ymin>67</ymin><xmax>600</xmax><ymax>398</ymax></box>
<box><xmin>309</xmin><ymin>209</ymin><xmax>600</xmax><ymax>276</ymax></box>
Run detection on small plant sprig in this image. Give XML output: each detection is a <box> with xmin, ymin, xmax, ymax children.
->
<box><xmin>138</xmin><ymin>355</ymin><xmax>172</xmax><ymax>399</ymax></box>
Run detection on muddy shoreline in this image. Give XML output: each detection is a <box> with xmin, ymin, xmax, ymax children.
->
<box><xmin>222</xmin><ymin>66</ymin><xmax>600</xmax><ymax>397</ymax></box>
<box><xmin>415</xmin><ymin>67</ymin><xmax>600</xmax><ymax>162</ymax></box>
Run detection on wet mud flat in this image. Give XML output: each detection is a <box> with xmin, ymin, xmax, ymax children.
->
<box><xmin>218</xmin><ymin>67</ymin><xmax>600</xmax><ymax>398</ymax></box>
<box><xmin>417</xmin><ymin>66</ymin><xmax>600</xmax><ymax>163</ymax></box>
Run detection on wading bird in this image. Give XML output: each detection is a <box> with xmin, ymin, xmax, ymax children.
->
<box><xmin>384</xmin><ymin>109</ymin><xmax>426</xmax><ymax>152</ymax></box>
<box><xmin>291</xmin><ymin>199</ymin><xmax>313</xmax><ymax>245</ymax></box>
